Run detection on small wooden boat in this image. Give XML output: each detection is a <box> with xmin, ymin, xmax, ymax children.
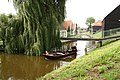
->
<box><xmin>43</xmin><ymin>46</ymin><xmax>77</xmax><ymax>59</ymax></box>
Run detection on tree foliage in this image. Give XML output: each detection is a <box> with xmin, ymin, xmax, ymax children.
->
<box><xmin>0</xmin><ymin>13</ymin><xmax>22</xmax><ymax>52</ymax></box>
<box><xmin>85</xmin><ymin>17</ymin><xmax>95</xmax><ymax>28</ymax></box>
<box><xmin>6</xmin><ymin>0</ymin><xmax>66</xmax><ymax>55</ymax></box>
<box><xmin>0</xmin><ymin>14</ymin><xmax>9</xmax><ymax>48</ymax></box>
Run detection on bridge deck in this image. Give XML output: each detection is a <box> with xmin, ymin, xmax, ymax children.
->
<box><xmin>61</xmin><ymin>35</ymin><xmax>120</xmax><ymax>41</ymax></box>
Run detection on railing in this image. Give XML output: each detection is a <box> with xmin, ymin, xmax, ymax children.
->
<box><xmin>103</xmin><ymin>27</ymin><xmax>120</xmax><ymax>38</ymax></box>
<box><xmin>61</xmin><ymin>27</ymin><xmax>120</xmax><ymax>41</ymax></box>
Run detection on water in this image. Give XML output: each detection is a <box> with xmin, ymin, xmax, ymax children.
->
<box><xmin>0</xmin><ymin>39</ymin><xmax>95</xmax><ymax>79</ymax></box>
<box><xmin>0</xmin><ymin>53</ymin><xmax>76</xmax><ymax>80</ymax></box>
<box><xmin>76</xmin><ymin>40</ymin><xmax>96</xmax><ymax>58</ymax></box>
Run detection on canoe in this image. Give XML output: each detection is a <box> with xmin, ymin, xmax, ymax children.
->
<box><xmin>43</xmin><ymin>46</ymin><xmax>77</xmax><ymax>59</ymax></box>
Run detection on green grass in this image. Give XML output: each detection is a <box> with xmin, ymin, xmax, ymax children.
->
<box><xmin>39</xmin><ymin>39</ymin><xmax>120</xmax><ymax>80</ymax></box>
<box><xmin>93</xmin><ymin>31</ymin><xmax>102</xmax><ymax>38</ymax></box>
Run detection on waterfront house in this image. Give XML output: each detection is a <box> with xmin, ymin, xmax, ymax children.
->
<box><xmin>60</xmin><ymin>23</ymin><xmax>68</xmax><ymax>37</ymax></box>
<box><xmin>60</xmin><ymin>20</ymin><xmax>77</xmax><ymax>37</ymax></box>
<box><xmin>103</xmin><ymin>5</ymin><xmax>120</xmax><ymax>37</ymax></box>
<box><xmin>60</xmin><ymin>20</ymin><xmax>73</xmax><ymax>37</ymax></box>
<box><xmin>92</xmin><ymin>20</ymin><xmax>102</xmax><ymax>34</ymax></box>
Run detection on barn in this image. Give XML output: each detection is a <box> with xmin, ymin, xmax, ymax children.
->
<box><xmin>102</xmin><ymin>5</ymin><xmax>120</xmax><ymax>37</ymax></box>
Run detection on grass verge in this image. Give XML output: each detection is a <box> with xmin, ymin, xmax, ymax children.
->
<box><xmin>39</xmin><ymin>39</ymin><xmax>120</xmax><ymax>80</ymax></box>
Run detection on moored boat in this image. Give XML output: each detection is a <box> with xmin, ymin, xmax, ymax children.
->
<box><xmin>42</xmin><ymin>46</ymin><xmax>77</xmax><ymax>59</ymax></box>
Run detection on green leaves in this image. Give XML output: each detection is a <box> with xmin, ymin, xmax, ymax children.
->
<box><xmin>85</xmin><ymin>17</ymin><xmax>95</xmax><ymax>27</ymax></box>
<box><xmin>4</xmin><ymin>0</ymin><xmax>66</xmax><ymax>55</ymax></box>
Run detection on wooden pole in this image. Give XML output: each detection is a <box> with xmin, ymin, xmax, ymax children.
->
<box><xmin>85</xmin><ymin>48</ymin><xmax>87</xmax><ymax>55</ymax></box>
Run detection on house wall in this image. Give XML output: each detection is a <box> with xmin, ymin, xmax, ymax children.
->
<box><xmin>104</xmin><ymin>20</ymin><xmax>120</xmax><ymax>30</ymax></box>
<box><xmin>92</xmin><ymin>26</ymin><xmax>102</xmax><ymax>33</ymax></box>
<box><xmin>60</xmin><ymin>30</ymin><xmax>67</xmax><ymax>37</ymax></box>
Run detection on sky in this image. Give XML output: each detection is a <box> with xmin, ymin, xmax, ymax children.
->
<box><xmin>0</xmin><ymin>0</ymin><xmax>120</xmax><ymax>27</ymax></box>
<box><xmin>66</xmin><ymin>0</ymin><xmax>120</xmax><ymax>27</ymax></box>
<box><xmin>0</xmin><ymin>0</ymin><xmax>16</xmax><ymax>14</ymax></box>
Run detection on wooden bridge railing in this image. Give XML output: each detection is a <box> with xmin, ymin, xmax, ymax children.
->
<box><xmin>61</xmin><ymin>35</ymin><xmax>120</xmax><ymax>47</ymax></box>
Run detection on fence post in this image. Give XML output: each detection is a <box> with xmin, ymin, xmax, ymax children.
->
<box><xmin>99</xmin><ymin>40</ymin><xmax>102</xmax><ymax>47</ymax></box>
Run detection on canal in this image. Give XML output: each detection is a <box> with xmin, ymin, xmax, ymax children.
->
<box><xmin>0</xmin><ymin>39</ymin><xmax>96</xmax><ymax>80</ymax></box>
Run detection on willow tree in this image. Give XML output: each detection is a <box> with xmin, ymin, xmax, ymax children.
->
<box><xmin>7</xmin><ymin>0</ymin><xmax>66</xmax><ymax>55</ymax></box>
<box><xmin>0</xmin><ymin>14</ymin><xmax>9</xmax><ymax>49</ymax></box>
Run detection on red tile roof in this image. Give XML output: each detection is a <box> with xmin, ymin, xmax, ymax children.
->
<box><xmin>64</xmin><ymin>20</ymin><xmax>72</xmax><ymax>29</ymax></box>
<box><xmin>92</xmin><ymin>20</ymin><xmax>102</xmax><ymax>26</ymax></box>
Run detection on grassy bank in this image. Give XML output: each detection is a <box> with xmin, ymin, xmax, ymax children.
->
<box><xmin>39</xmin><ymin>39</ymin><xmax>120</xmax><ymax>80</ymax></box>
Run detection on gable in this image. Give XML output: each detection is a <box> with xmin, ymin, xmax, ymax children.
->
<box><xmin>92</xmin><ymin>20</ymin><xmax>102</xmax><ymax>26</ymax></box>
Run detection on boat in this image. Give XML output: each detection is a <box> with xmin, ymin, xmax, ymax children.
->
<box><xmin>42</xmin><ymin>46</ymin><xmax>77</xmax><ymax>59</ymax></box>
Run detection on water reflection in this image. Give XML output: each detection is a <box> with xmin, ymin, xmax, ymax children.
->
<box><xmin>76</xmin><ymin>40</ymin><xmax>88</xmax><ymax>58</ymax></box>
<box><xmin>0</xmin><ymin>53</ymin><xmax>75</xmax><ymax>80</ymax></box>
<box><xmin>76</xmin><ymin>40</ymin><xmax>96</xmax><ymax>58</ymax></box>
<box><xmin>76</xmin><ymin>34</ymin><xmax>96</xmax><ymax>58</ymax></box>
<box><xmin>0</xmin><ymin>35</ymin><xmax>96</xmax><ymax>79</ymax></box>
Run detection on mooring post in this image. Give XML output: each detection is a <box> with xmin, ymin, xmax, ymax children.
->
<box><xmin>99</xmin><ymin>40</ymin><xmax>102</xmax><ymax>47</ymax></box>
<box><xmin>85</xmin><ymin>47</ymin><xmax>87</xmax><ymax>55</ymax></box>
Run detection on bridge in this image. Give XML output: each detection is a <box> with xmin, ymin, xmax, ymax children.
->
<box><xmin>61</xmin><ymin>28</ymin><xmax>120</xmax><ymax>46</ymax></box>
<box><xmin>61</xmin><ymin>35</ymin><xmax>120</xmax><ymax>47</ymax></box>
<box><xmin>61</xmin><ymin>35</ymin><xmax>120</xmax><ymax>41</ymax></box>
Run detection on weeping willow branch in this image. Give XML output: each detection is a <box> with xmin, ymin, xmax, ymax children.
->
<box><xmin>6</xmin><ymin>0</ymin><xmax>66</xmax><ymax>55</ymax></box>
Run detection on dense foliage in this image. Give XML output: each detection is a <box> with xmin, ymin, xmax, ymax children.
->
<box><xmin>0</xmin><ymin>14</ymin><xmax>23</xmax><ymax>52</ymax></box>
<box><xmin>5</xmin><ymin>0</ymin><xmax>66</xmax><ymax>55</ymax></box>
<box><xmin>0</xmin><ymin>14</ymin><xmax>8</xmax><ymax>41</ymax></box>
<box><xmin>85</xmin><ymin>17</ymin><xmax>95</xmax><ymax>28</ymax></box>
<box><xmin>0</xmin><ymin>14</ymin><xmax>9</xmax><ymax>48</ymax></box>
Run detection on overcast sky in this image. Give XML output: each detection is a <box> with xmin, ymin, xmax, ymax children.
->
<box><xmin>66</xmin><ymin>0</ymin><xmax>120</xmax><ymax>27</ymax></box>
<box><xmin>0</xmin><ymin>0</ymin><xmax>120</xmax><ymax>27</ymax></box>
<box><xmin>0</xmin><ymin>0</ymin><xmax>16</xmax><ymax>14</ymax></box>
